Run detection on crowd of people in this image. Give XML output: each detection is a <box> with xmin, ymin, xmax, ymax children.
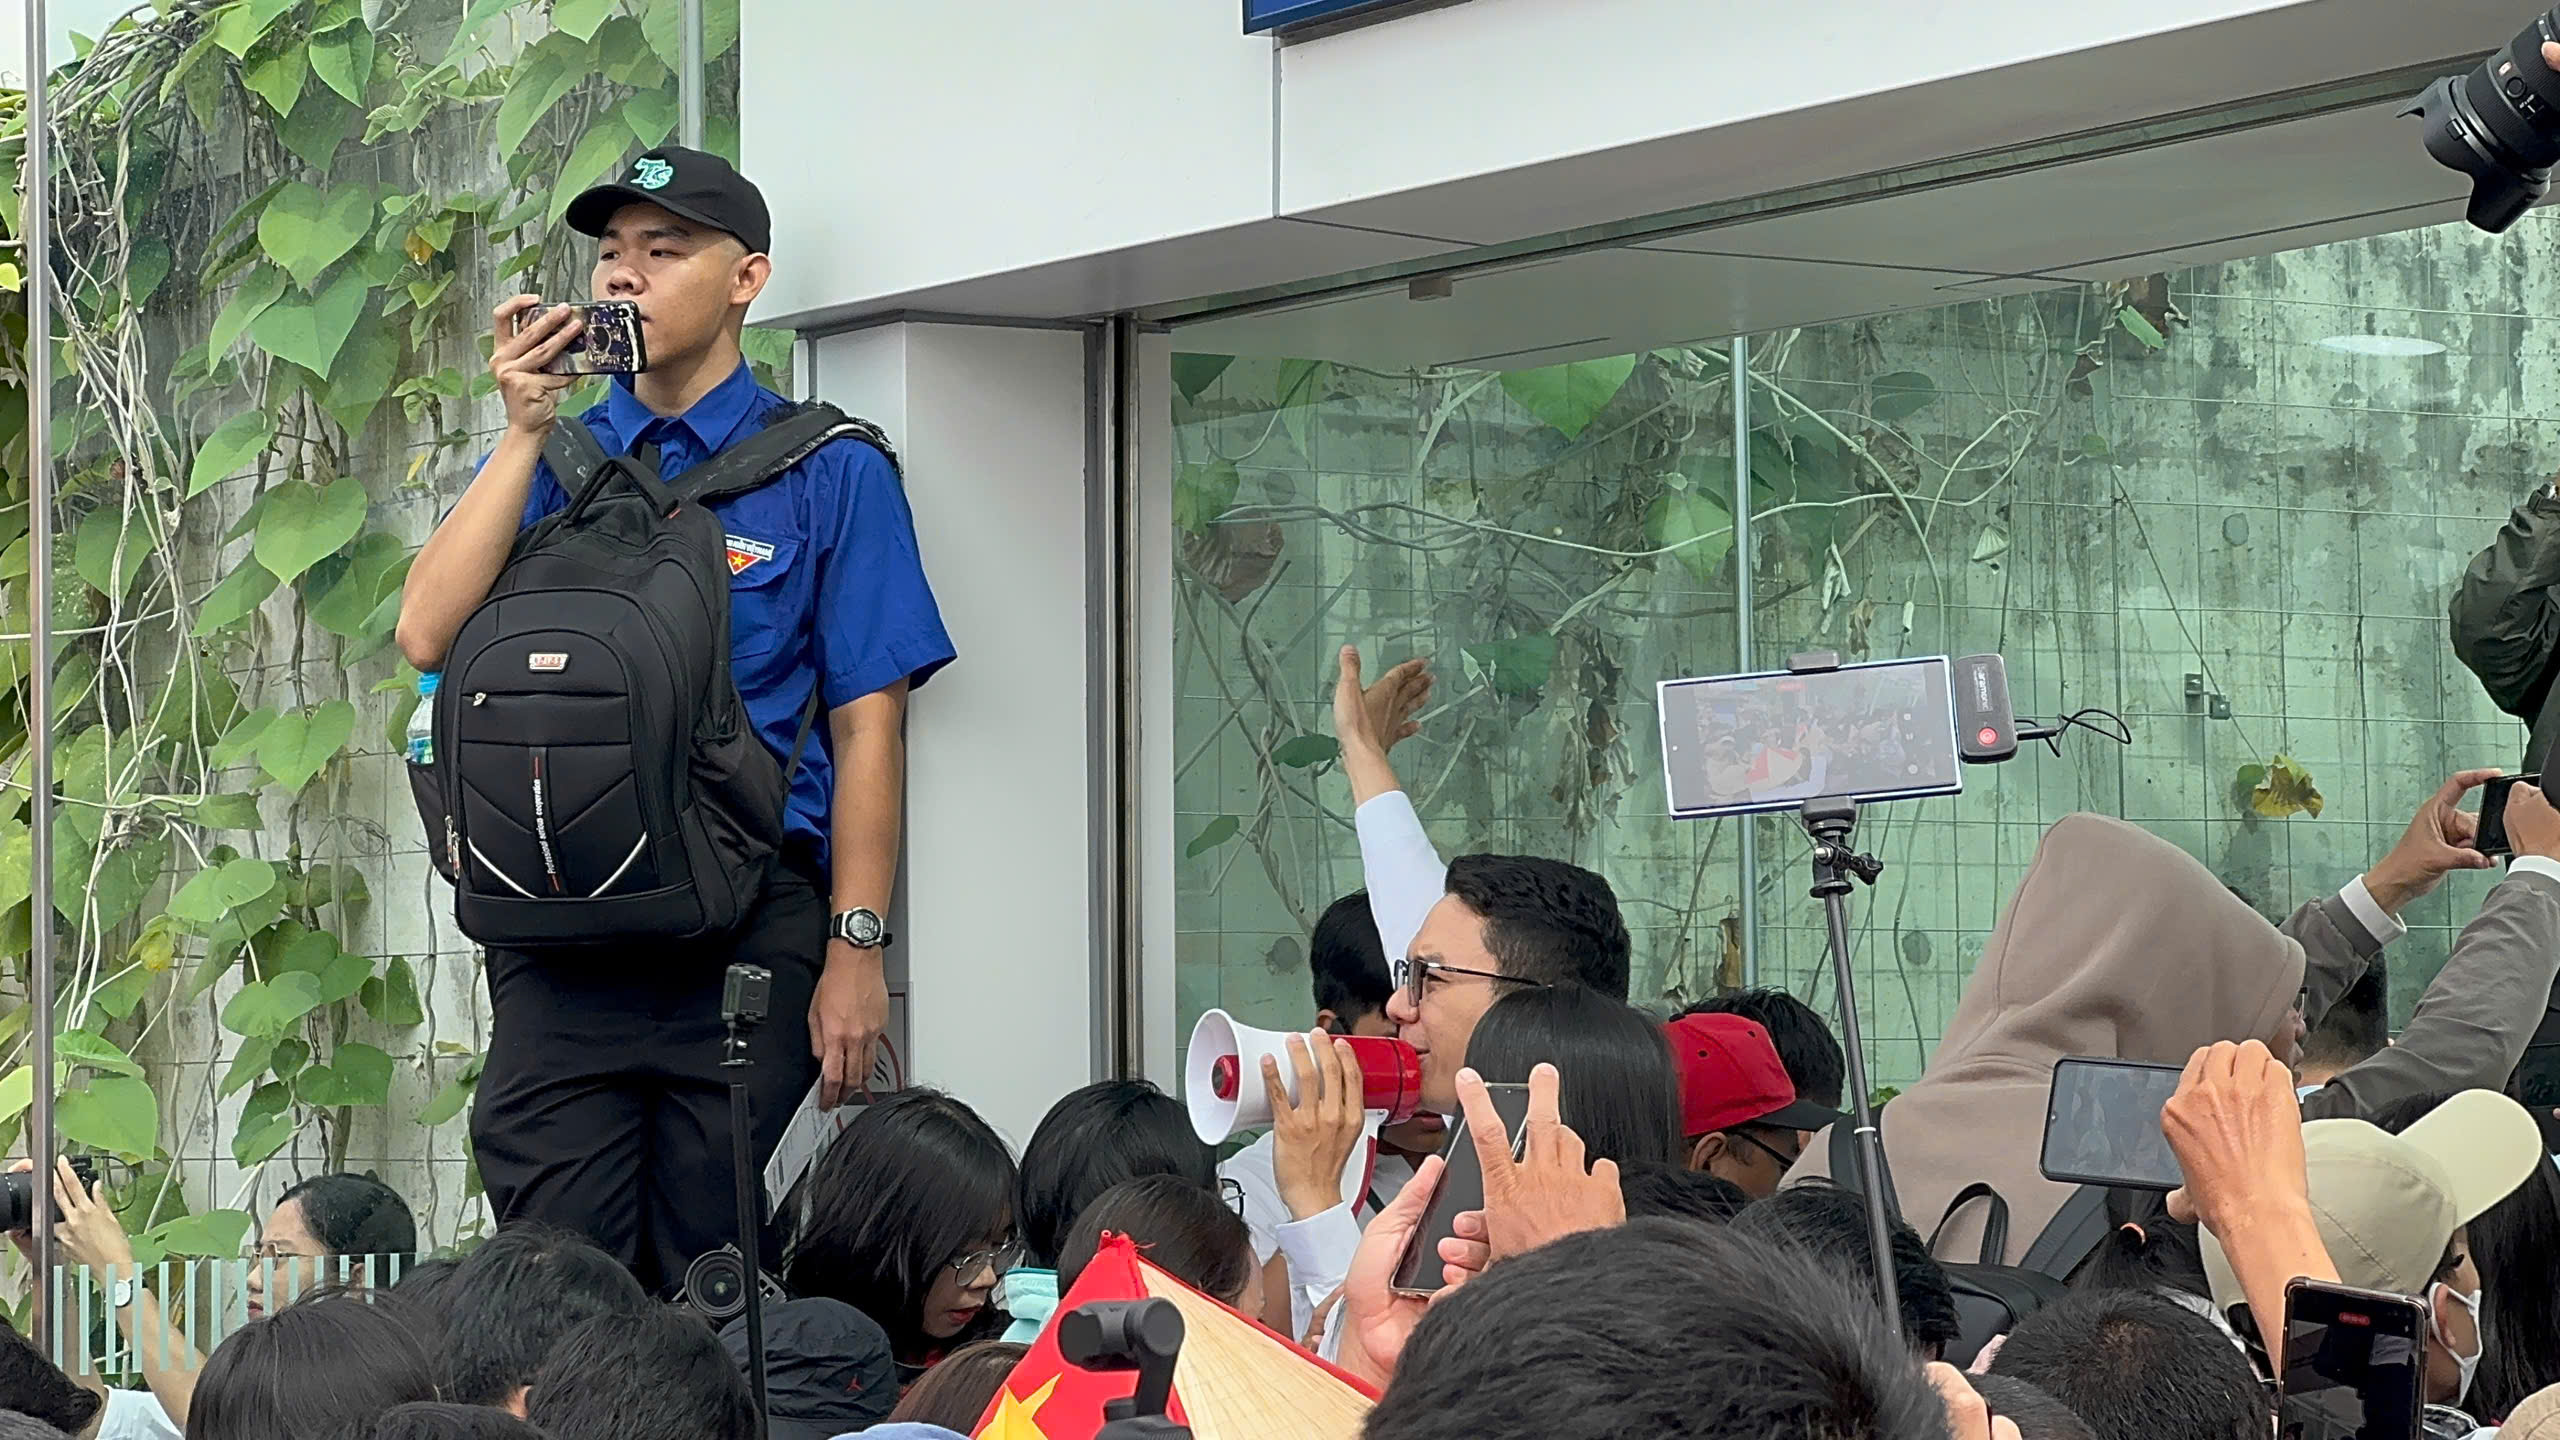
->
<box><xmin>0</xmin><ymin>641</ymin><xmax>2556</xmax><ymax>1440</ymax></box>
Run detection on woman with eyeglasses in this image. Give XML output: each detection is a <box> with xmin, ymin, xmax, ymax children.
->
<box><xmin>784</xmin><ymin>1088</ymin><xmax>1019</xmax><ymax>1385</ymax></box>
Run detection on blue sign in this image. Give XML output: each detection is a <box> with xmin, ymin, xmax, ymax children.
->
<box><xmin>1244</xmin><ymin>0</ymin><xmax>1439</xmax><ymax>37</ymax></box>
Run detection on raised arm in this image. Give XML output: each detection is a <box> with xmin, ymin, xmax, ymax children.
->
<box><xmin>1333</xmin><ymin>647</ymin><xmax>1442</xmax><ymax>970</ymax></box>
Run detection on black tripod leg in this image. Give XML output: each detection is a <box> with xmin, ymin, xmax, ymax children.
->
<box><xmin>731</xmin><ymin>1076</ymin><xmax>769</xmax><ymax>1440</ymax></box>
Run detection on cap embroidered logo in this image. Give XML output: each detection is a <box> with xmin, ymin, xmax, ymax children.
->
<box><xmin>632</xmin><ymin>156</ymin><xmax>674</xmax><ymax>190</ymax></box>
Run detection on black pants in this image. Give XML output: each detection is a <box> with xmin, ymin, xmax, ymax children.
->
<box><xmin>470</xmin><ymin>853</ymin><xmax>823</xmax><ymax>1297</ymax></box>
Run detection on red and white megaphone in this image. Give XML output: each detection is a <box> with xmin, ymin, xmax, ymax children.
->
<box><xmin>1183</xmin><ymin>1008</ymin><xmax>1423</xmax><ymax>1146</ymax></box>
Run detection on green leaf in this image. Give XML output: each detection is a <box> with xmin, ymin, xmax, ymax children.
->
<box><xmin>258</xmin><ymin>701</ymin><xmax>358</xmax><ymax>793</ymax></box>
<box><xmin>298</xmin><ymin>1043</ymin><xmax>393</xmax><ymax>1108</ymax></box>
<box><xmin>1644</xmin><ymin>489</ymin><xmax>1734</xmax><ymax>587</ymax></box>
<box><xmin>1499</xmin><ymin>357</ymin><xmax>1636</xmax><ymax>440</ymax></box>
<box><xmin>269</xmin><ymin>1037</ymin><xmax>309</xmax><ymax>1080</ymax></box>
<box><xmin>212</xmin><ymin>707</ymin><xmax>281</xmax><ymax>768</ymax></box>
<box><xmin>168</xmin><ymin>858</ymin><xmax>279</xmax><ymax>928</ymax></box>
<box><xmin>93</xmin><ymin>967</ymin><xmax>152</xmax><ymax>1020</ymax></box>
<box><xmin>56</xmin><ymin>1031</ymin><xmax>143</xmax><ymax>1079</ymax></box>
<box><xmin>221</xmin><ymin>971</ymin><xmax>327</xmax><ymax>1037</ymax></box>
<box><xmin>190</xmin><ymin>793</ymin><xmax>266</xmax><ymax>831</ymax></box>
<box><xmin>277</xmin><ymin>87</ymin><xmax>358</xmax><ymax>173</ymax></box>
<box><xmin>0</xmin><ymin>822</ymin><xmax>29</xmax><ymax>915</ymax></box>
<box><xmin>188</xmin><ymin>409</ymin><xmax>276</xmax><ymax>497</ymax></box>
<box><xmin>2248</xmin><ymin>753</ymin><xmax>2324</xmax><ymax>820</ymax></box>
<box><xmin>1463</xmin><ymin>633</ymin><xmax>1559</xmax><ymax>700</ymax></box>
<box><xmin>127</xmin><ymin>238</ymin><xmax>174</xmax><ymax>308</ymax></box>
<box><xmin>418</xmin><ymin>1056</ymin><xmax>484</xmax><ymax>1127</ymax></box>
<box><xmin>496</xmin><ymin>42</ymin><xmax>583</xmax><ymax>155</ymax></box>
<box><xmin>554</xmin><ymin>0</ymin><xmax>619</xmax><ymax>39</ymax></box>
<box><xmin>443</xmin><ymin>0</ymin><xmax>523</xmax><ymax>61</ymax></box>
<box><xmin>0</xmin><ymin>1068</ymin><xmax>30</xmax><ymax>1125</ymax></box>
<box><xmin>549</xmin><ymin>116</ymin><xmax>634</xmax><ymax>224</ymax></box>
<box><xmin>1271</xmin><ymin>734</ymin><xmax>1340</xmax><ymax>769</ymax></box>
<box><xmin>1869</xmin><ymin>371</ymin><xmax>1939</xmax><ymax>425</ymax></box>
<box><xmin>1172</xmin><ymin>353</ymin><xmax>1228</xmax><ymax>404</ymax></box>
<box><xmin>258</xmin><ymin>181</ymin><xmax>375</xmax><ymax>289</ymax></box>
<box><xmin>148</xmin><ymin>1210</ymin><xmax>253</xmax><ymax>1259</ymax></box>
<box><xmin>90</xmin><ymin>834</ymin><xmax>170</xmax><ymax>930</ymax></box>
<box><xmin>242</xmin><ymin>36</ymin><xmax>310</xmax><ymax>116</ymax></box>
<box><xmin>253</xmin><ymin>476</ymin><xmax>370</xmax><ymax>583</ymax></box>
<box><xmin>623</xmin><ymin>88</ymin><xmax>677</xmax><ymax>149</ymax></box>
<box><xmin>267</xmin><ymin>924</ymin><xmax>340</xmax><ymax>976</ymax></box>
<box><xmin>308</xmin><ymin>533</ymin><xmax>407</xmax><ymax>638</ymax></box>
<box><xmin>317</xmin><ymin>316</ymin><xmax>401</xmax><ymax>436</ymax></box>
<box><xmin>2118</xmin><ymin>305</ymin><xmax>2166</xmax><ymax>350</ymax></box>
<box><xmin>210</xmin><ymin>264</ymin><xmax>290</xmax><ymax>359</ymax></box>
<box><xmin>220</xmin><ymin>1035</ymin><xmax>277</xmax><ymax>1098</ymax></box>
<box><xmin>310</xmin><ymin>21</ymin><xmax>376</xmax><ymax>105</ymax></box>
<box><xmin>1173</xmin><ymin>460</ymin><xmax>1239</xmax><ymax>535</ymax></box>
<box><xmin>250</xmin><ymin>270</ymin><xmax>368</xmax><ymax>372</ymax></box>
<box><xmin>74</xmin><ymin>508</ymin><xmax>152</xmax><ymax>600</ymax></box>
<box><xmin>1184</xmin><ymin>815</ymin><xmax>1240</xmax><ymax>860</ymax></box>
<box><xmin>57</xmin><ymin>1076</ymin><xmax>158</xmax><ymax>1158</ymax></box>
<box><xmin>212</xmin><ymin>0</ymin><xmax>300</xmax><ymax>56</ymax></box>
<box><xmin>194</xmin><ymin>564</ymin><xmax>281</xmax><ymax>635</ymax></box>
<box><xmin>315</xmin><ymin>952</ymin><xmax>374</xmax><ymax>1008</ymax></box>
<box><xmin>232</xmin><ymin>1084</ymin><xmax>297</xmax><ymax>1166</ymax></box>
<box><xmin>361</xmin><ymin>957</ymin><xmax>427</xmax><ymax>1028</ymax></box>
<box><xmin>2081</xmin><ymin>432</ymin><xmax>2111</xmax><ymax>459</ymax></box>
<box><xmin>642</xmin><ymin>0</ymin><xmax>737</xmax><ymax>66</ymax></box>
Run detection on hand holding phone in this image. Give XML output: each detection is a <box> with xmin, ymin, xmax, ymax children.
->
<box><xmin>1391</xmin><ymin>1079</ymin><xmax>1528</xmax><ymax>1295</ymax></box>
<box><xmin>2480</xmin><ymin>774</ymin><xmax>2560</xmax><ymax>861</ymax></box>
<box><xmin>2279</xmin><ymin>1278</ymin><xmax>2427</xmax><ymax>1440</ymax></box>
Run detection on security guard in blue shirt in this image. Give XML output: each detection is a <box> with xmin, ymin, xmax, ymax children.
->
<box><xmin>396</xmin><ymin>147</ymin><xmax>954</xmax><ymax>1294</ymax></box>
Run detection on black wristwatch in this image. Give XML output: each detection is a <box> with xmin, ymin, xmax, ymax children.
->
<box><xmin>829</xmin><ymin>908</ymin><xmax>892</xmax><ymax>948</ymax></box>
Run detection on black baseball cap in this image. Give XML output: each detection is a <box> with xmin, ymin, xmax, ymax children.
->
<box><xmin>566</xmin><ymin>145</ymin><xmax>772</xmax><ymax>255</ymax></box>
<box><xmin>719</xmin><ymin>1298</ymin><xmax>895</xmax><ymax>1440</ymax></box>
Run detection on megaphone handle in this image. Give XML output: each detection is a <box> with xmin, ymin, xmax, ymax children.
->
<box><xmin>1346</xmin><ymin>1110</ymin><xmax>1387</xmax><ymax>1214</ymax></box>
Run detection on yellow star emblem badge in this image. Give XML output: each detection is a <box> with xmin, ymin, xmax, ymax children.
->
<box><xmin>978</xmin><ymin>1374</ymin><xmax>1061</xmax><ymax>1440</ymax></box>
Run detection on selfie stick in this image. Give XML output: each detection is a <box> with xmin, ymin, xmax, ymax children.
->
<box><xmin>723</xmin><ymin>964</ymin><xmax>773</xmax><ymax>1440</ymax></box>
<box><xmin>1789</xmin><ymin>652</ymin><xmax>1905</xmax><ymax>1343</ymax></box>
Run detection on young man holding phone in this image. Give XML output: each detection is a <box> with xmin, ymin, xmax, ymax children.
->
<box><xmin>396</xmin><ymin>146</ymin><xmax>954</xmax><ymax>1293</ymax></box>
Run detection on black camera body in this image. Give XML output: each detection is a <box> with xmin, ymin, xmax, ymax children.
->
<box><xmin>2411</xmin><ymin>7</ymin><xmax>2560</xmax><ymax>233</ymax></box>
<box><xmin>0</xmin><ymin>1158</ymin><xmax>96</xmax><ymax>1234</ymax></box>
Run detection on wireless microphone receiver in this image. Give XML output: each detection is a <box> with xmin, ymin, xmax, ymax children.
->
<box><xmin>1953</xmin><ymin>654</ymin><xmax>2018</xmax><ymax>764</ymax></box>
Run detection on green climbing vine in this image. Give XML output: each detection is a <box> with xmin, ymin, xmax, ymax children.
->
<box><xmin>4</xmin><ymin>0</ymin><xmax>776</xmax><ymax>1266</ymax></box>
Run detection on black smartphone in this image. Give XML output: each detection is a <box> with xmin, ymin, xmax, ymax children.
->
<box><xmin>2475</xmin><ymin>773</ymin><xmax>2540</xmax><ymax>858</ymax></box>
<box><xmin>2039</xmin><ymin>1056</ymin><xmax>2186</xmax><ymax>1190</ymax></box>
<box><xmin>2277</xmin><ymin>1278</ymin><xmax>2428</xmax><ymax>1440</ymax></box>
<box><xmin>533</xmin><ymin>299</ymin><xmax>648</xmax><ymax>375</ymax></box>
<box><xmin>1391</xmin><ymin>1083</ymin><xmax>1532</xmax><ymax>1296</ymax></box>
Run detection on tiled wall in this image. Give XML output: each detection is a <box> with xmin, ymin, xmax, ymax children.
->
<box><xmin>1172</xmin><ymin>216</ymin><xmax>2556</xmax><ymax>1090</ymax></box>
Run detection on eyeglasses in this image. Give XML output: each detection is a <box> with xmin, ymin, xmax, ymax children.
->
<box><xmin>1402</xmin><ymin>959</ymin><xmax>1548</xmax><ymax>1011</ymax></box>
<box><xmin>947</xmin><ymin>1241</ymin><xmax>1023</xmax><ymax>1279</ymax></box>
<box><xmin>1218</xmin><ymin>1177</ymin><xmax>1247</xmax><ymax>1217</ymax></box>
<box><xmin>246</xmin><ymin>1240</ymin><xmax>324</xmax><ymax>1262</ymax></box>
<box><xmin>1732</xmin><ymin>1128</ymin><xmax>1803</xmax><ymax>1171</ymax></box>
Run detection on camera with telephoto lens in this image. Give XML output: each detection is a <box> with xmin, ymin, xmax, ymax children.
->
<box><xmin>678</xmin><ymin>1243</ymin><xmax>787</xmax><ymax>1325</ymax></box>
<box><xmin>2409</xmin><ymin>7</ymin><xmax>2560</xmax><ymax>233</ymax></box>
<box><xmin>0</xmin><ymin>1158</ymin><xmax>96</xmax><ymax>1234</ymax></box>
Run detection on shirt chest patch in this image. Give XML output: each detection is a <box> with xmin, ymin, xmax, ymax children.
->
<box><xmin>724</xmin><ymin>534</ymin><xmax>777</xmax><ymax>576</ymax></box>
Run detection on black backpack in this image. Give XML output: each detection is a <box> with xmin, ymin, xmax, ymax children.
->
<box><xmin>1827</xmin><ymin>1118</ymin><xmax>2109</xmax><ymax>1365</ymax></box>
<box><xmin>408</xmin><ymin>401</ymin><xmax>894</xmax><ymax>949</ymax></box>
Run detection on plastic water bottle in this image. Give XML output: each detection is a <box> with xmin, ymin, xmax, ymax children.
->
<box><xmin>407</xmin><ymin>672</ymin><xmax>439</xmax><ymax>766</ymax></box>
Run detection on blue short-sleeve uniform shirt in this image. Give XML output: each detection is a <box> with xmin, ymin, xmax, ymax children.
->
<box><xmin>503</xmin><ymin>362</ymin><xmax>955</xmax><ymax>860</ymax></box>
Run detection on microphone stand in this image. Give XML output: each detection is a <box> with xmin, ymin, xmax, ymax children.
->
<box><xmin>723</xmin><ymin>964</ymin><xmax>773</xmax><ymax>1440</ymax></box>
<box><xmin>1803</xmin><ymin>795</ymin><xmax>1904</xmax><ymax>1344</ymax></box>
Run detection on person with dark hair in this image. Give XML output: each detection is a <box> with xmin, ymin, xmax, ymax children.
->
<box><xmin>785</xmin><ymin>1089</ymin><xmax>1018</xmax><ymax>1379</ymax></box>
<box><xmin>1665</xmin><ymin>1011</ymin><xmax>1842</xmax><ymax>1197</ymax></box>
<box><xmin>246</xmin><ymin>1173</ymin><xmax>418</xmax><ymax>1319</ymax></box>
<box><xmin>387</xmin><ymin>1258</ymin><xmax>461</xmax><ymax>1349</ymax></box>
<box><xmin>0</xmin><ymin>1322</ymin><xmax>101</xmax><ymax>1437</ymax></box>
<box><xmin>1617</xmin><ymin>1162</ymin><xmax>1749</xmax><ymax>1225</ymax></box>
<box><xmin>1968</xmin><ymin>1375</ymin><xmax>2097</xmax><ymax>1440</ymax></box>
<box><xmin>439</xmin><ymin>1223</ymin><xmax>652</xmax><ymax>1413</ymax></box>
<box><xmin>524</xmin><ymin>1306</ymin><xmax>754</xmax><ymax>1440</ymax></box>
<box><xmin>1732</xmin><ymin>1182</ymin><xmax>1964</xmax><ymax>1360</ymax></box>
<box><xmin>1463</xmin><ymin>986</ymin><xmax>1681</xmax><ymax>1170</ymax></box>
<box><xmin>1988</xmin><ymin>1290</ymin><xmax>2271</xmax><ymax>1440</ymax></box>
<box><xmin>2297</xmin><ymin>968</ymin><xmax>2389</xmax><ymax>1091</ymax></box>
<box><xmin>1363</xmin><ymin>1218</ymin><xmax>1952</xmax><ymax>1440</ymax></box>
<box><xmin>1001</xmin><ymin>1080</ymin><xmax>1213</xmax><ymax>1342</ymax></box>
<box><xmin>1680</xmin><ymin>987</ymin><xmax>1849</xmax><ymax>1111</ymax></box>
<box><xmin>186</xmin><ymin>1292</ymin><xmax>439</xmax><ymax>1440</ymax></box>
<box><xmin>1055</xmin><ymin>1176</ymin><xmax>1259</xmax><ymax>1314</ymax></box>
<box><xmin>372</xmin><ymin>1403</ymin><xmax>552</xmax><ymax>1439</ymax></box>
<box><xmin>0</xmin><ymin>1415</ymin><xmax>69</xmax><ymax>1440</ymax></box>
<box><xmin>884</xmin><ymin>1341</ymin><xmax>1026</xmax><ymax>1433</ymax></box>
<box><xmin>717</xmin><ymin>1298</ymin><xmax>895</xmax><ymax>1440</ymax></box>
<box><xmin>2071</xmin><ymin>1189</ymin><xmax>2212</xmax><ymax>1308</ymax></box>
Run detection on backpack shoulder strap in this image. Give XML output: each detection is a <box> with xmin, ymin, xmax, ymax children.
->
<box><xmin>1929</xmin><ymin>1182</ymin><xmax>2011</xmax><ymax>1267</ymax></box>
<box><xmin>542</xmin><ymin>415</ymin><xmax>613</xmax><ymax>498</ymax></box>
<box><xmin>676</xmin><ymin>402</ymin><xmax>899</xmax><ymax>508</ymax></box>
<box><xmin>2017</xmin><ymin>1184</ymin><xmax>2111</xmax><ymax>1281</ymax></box>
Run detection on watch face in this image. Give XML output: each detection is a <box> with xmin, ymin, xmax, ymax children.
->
<box><xmin>841</xmin><ymin>910</ymin><xmax>883</xmax><ymax>945</ymax></box>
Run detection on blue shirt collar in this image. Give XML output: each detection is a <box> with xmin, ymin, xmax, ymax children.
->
<box><xmin>605</xmin><ymin>359</ymin><xmax>762</xmax><ymax>453</ymax></box>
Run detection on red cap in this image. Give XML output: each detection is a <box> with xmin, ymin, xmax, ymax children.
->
<box><xmin>1665</xmin><ymin>1012</ymin><xmax>1843</xmax><ymax>1138</ymax></box>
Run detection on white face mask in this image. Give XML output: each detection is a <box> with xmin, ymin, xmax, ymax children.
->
<box><xmin>2432</xmin><ymin>1281</ymin><xmax>2484</xmax><ymax>1406</ymax></box>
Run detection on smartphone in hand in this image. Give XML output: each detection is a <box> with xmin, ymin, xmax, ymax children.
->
<box><xmin>2277</xmin><ymin>1278</ymin><xmax>2427</xmax><ymax>1440</ymax></box>
<box><xmin>531</xmin><ymin>299</ymin><xmax>648</xmax><ymax>376</ymax></box>
<box><xmin>2475</xmin><ymin>773</ymin><xmax>2541</xmax><ymax>858</ymax></box>
<box><xmin>1391</xmin><ymin>1082</ymin><xmax>1531</xmax><ymax>1296</ymax></box>
<box><xmin>2039</xmin><ymin>1056</ymin><xmax>2187</xmax><ymax>1191</ymax></box>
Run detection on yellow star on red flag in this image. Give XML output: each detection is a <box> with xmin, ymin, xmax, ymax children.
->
<box><xmin>980</xmin><ymin>1374</ymin><xmax>1061</xmax><ymax>1440</ymax></box>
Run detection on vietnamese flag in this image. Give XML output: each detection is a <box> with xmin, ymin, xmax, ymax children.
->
<box><xmin>974</xmin><ymin>1233</ymin><xmax>1377</xmax><ymax>1440</ymax></box>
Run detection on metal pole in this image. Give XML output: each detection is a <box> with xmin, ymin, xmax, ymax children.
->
<box><xmin>678</xmin><ymin>0</ymin><xmax>704</xmax><ymax>150</ymax></box>
<box><xmin>22</xmin><ymin>0</ymin><xmax>61</xmax><ymax>1351</ymax></box>
<box><xmin>1731</xmin><ymin>337</ymin><xmax>1757</xmax><ymax>987</ymax></box>
<box><xmin>1107</xmin><ymin>317</ymin><xmax>1143</xmax><ymax>1077</ymax></box>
